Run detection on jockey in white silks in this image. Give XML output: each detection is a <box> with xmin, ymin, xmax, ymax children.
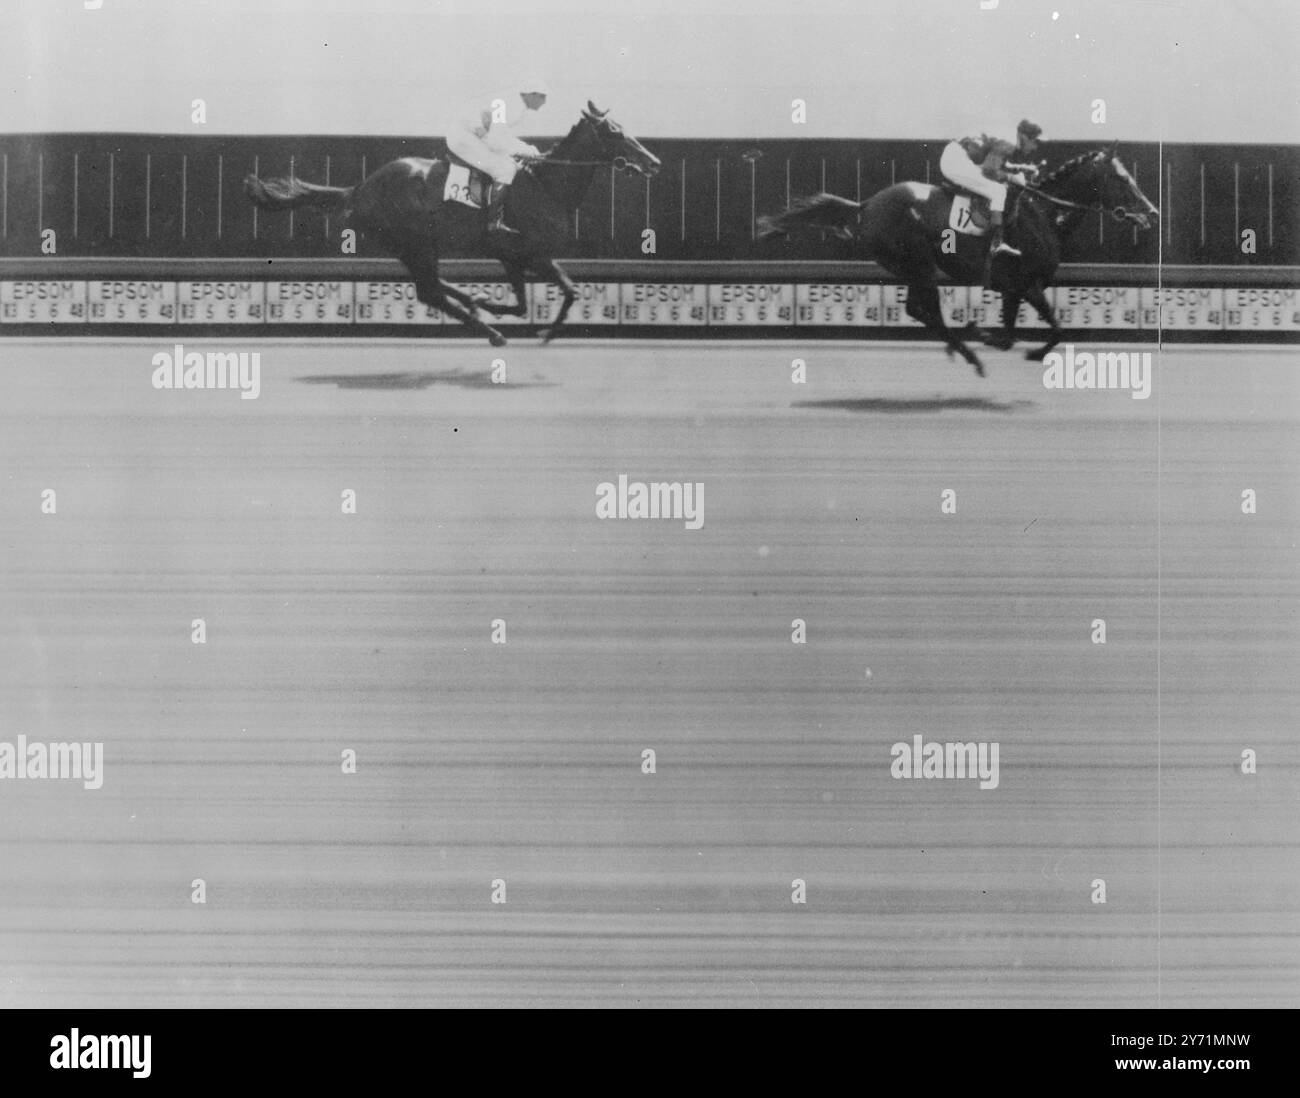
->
<box><xmin>938</xmin><ymin>118</ymin><xmax>1043</xmax><ymax>264</ymax></box>
<box><xmin>445</xmin><ymin>77</ymin><xmax>550</xmax><ymax>235</ymax></box>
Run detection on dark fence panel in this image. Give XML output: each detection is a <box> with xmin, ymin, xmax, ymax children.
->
<box><xmin>1</xmin><ymin>133</ymin><xmax>1297</xmax><ymax>266</ymax></box>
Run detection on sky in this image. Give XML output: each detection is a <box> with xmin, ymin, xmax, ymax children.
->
<box><xmin>2</xmin><ymin>0</ymin><xmax>1297</xmax><ymax>142</ymax></box>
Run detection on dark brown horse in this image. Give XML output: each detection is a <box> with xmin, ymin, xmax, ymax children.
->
<box><xmin>759</xmin><ymin>145</ymin><xmax>1159</xmax><ymax>375</ymax></box>
<box><xmin>244</xmin><ymin>102</ymin><xmax>660</xmax><ymax>345</ymax></box>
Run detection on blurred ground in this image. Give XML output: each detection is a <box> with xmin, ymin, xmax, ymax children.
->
<box><xmin>0</xmin><ymin>338</ymin><xmax>1295</xmax><ymax>1007</ymax></box>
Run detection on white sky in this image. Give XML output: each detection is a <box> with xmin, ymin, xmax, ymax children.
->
<box><xmin>3</xmin><ymin>0</ymin><xmax>1297</xmax><ymax>141</ymax></box>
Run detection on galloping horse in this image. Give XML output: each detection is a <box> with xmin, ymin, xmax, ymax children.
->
<box><xmin>758</xmin><ymin>144</ymin><xmax>1159</xmax><ymax>375</ymax></box>
<box><xmin>244</xmin><ymin>102</ymin><xmax>660</xmax><ymax>346</ymax></box>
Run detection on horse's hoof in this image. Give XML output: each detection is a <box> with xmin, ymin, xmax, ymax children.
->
<box><xmin>488</xmin><ymin>333</ymin><xmax>508</xmax><ymax>348</ymax></box>
<box><xmin>1025</xmin><ymin>347</ymin><xmax>1048</xmax><ymax>362</ymax></box>
<box><xmin>970</xmin><ymin>355</ymin><xmax>986</xmax><ymax>377</ymax></box>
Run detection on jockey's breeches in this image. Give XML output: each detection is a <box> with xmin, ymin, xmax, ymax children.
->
<box><xmin>939</xmin><ymin>141</ymin><xmax>1008</xmax><ymax>212</ymax></box>
<box><xmin>445</xmin><ymin>125</ymin><xmax>519</xmax><ymax>184</ymax></box>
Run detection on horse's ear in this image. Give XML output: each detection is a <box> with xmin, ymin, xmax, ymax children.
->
<box><xmin>586</xmin><ymin>99</ymin><xmax>608</xmax><ymax>118</ymax></box>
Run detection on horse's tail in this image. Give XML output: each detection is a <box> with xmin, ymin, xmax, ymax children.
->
<box><xmin>243</xmin><ymin>174</ymin><xmax>354</xmax><ymax>212</ymax></box>
<box><xmin>757</xmin><ymin>192</ymin><xmax>862</xmax><ymax>238</ymax></box>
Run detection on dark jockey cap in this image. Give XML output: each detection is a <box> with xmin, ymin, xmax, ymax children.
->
<box><xmin>1018</xmin><ymin>119</ymin><xmax>1043</xmax><ymax>140</ymax></box>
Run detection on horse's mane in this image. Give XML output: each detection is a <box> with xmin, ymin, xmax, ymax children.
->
<box><xmin>537</xmin><ymin>115</ymin><xmax>593</xmax><ymax>160</ymax></box>
<box><xmin>1040</xmin><ymin>150</ymin><xmax>1105</xmax><ymax>186</ymax></box>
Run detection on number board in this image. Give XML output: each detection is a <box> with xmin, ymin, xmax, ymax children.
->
<box><xmin>264</xmin><ymin>281</ymin><xmax>354</xmax><ymax>323</ymax></box>
<box><xmin>352</xmin><ymin>281</ymin><xmax>441</xmax><ymax>324</ymax></box>
<box><xmin>0</xmin><ymin>280</ymin><xmax>87</xmax><ymax>323</ymax></box>
<box><xmin>795</xmin><ymin>284</ymin><xmax>883</xmax><ymax>326</ymax></box>
<box><xmin>619</xmin><ymin>284</ymin><xmax>708</xmax><ymax>325</ymax></box>
<box><xmin>1222</xmin><ymin>287</ymin><xmax>1300</xmax><ymax>330</ymax></box>
<box><xmin>87</xmin><ymin>280</ymin><xmax>177</xmax><ymax>323</ymax></box>
<box><xmin>1138</xmin><ymin>287</ymin><xmax>1224</xmax><ymax>330</ymax></box>
<box><xmin>531</xmin><ymin>282</ymin><xmax>619</xmax><ymax>325</ymax></box>
<box><xmin>1051</xmin><ymin>286</ymin><xmax>1140</xmax><ymax>329</ymax></box>
<box><xmin>177</xmin><ymin>282</ymin><xmax>266</xmax><ymax>324</ymax></box>
<box><xmin>707</xmin><ymin>284</ymin><xmax>795</xmax><ymax>325</ymax></box>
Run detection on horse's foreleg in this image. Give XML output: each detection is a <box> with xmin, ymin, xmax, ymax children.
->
<box><xmin>1022</xmin><ymin>285</ymin><xmax>1062</xmax><ymax>361</ymax></box>
<box><xmin>982</xmin><ymin>292</ymin><xmax>1020</xmax><ymax>351</ymax></box>
<box><xmin>906</xmin><ymin>282</ymin><xmax>984</xmax><ymax>377</ymax></box>
<box><xmin>531</xmin><ymin>259</ymin><xmax>577</xmax><ymax>344</ymax></box>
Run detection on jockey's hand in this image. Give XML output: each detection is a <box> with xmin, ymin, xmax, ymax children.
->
<box><xmin>1007</xmin><ymin>172</ymin><xmax>1028</xmax><ymax>187</ymax></box>
<box><xmin>519</xmin><ymin>145</ymin><xmax>541</xmax><ymax>159</ymax></box>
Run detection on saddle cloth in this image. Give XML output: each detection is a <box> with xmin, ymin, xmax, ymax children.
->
<box><xmin>940</xmin><ymin>188</ymin><xmax>991</xmax><ymax>236</ymax></box>
<box><xmin>442</xmin><ymin>153</ymin><xmax>490</xmax><ymax>209</ymax></box>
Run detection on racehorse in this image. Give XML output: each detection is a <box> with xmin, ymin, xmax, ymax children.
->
<box><xmin>757</xmin><ymin>143</ymin><xmax>1159</xmax><ymax>375</ymax></box>
<box><xmin>244</xmin><ymin>102</ymin><xmax>660</xmax><ymax>346</ymax></box>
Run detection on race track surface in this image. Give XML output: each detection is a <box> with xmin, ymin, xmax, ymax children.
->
<box><xmin>0</xmin><ymin>338</ymin><xmax>1296</xmax><ymax>1007</ymax></box>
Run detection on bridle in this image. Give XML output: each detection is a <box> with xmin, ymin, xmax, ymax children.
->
<box><xmin>1015</xmin><ymin>159</ymin><xmax>1155</xmax><ymax>225</ymax></box>
<box><xmin>520</xmin><ymin>114</ymin><xmax>656</xmax><ymax>177</ymax></box>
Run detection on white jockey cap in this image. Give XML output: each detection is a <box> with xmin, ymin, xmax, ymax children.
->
<box><xmin>518</xmin><ymin>76</ymin><xmax>550</xmax><ymax>96</ymax></box>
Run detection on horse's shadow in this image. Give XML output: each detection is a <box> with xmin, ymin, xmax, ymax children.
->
<box><xmin>794</xmin><ymin>396</ymin><xmax>1036</xmax><ymax>414</ymax></box>
<box><xmin>298</xmin><ymin>369</ymin><xmax>556</xmax><ymax>391</ymax></box>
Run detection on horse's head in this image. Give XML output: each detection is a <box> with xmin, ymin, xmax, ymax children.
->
<box><xmin>1047</xmin><ymin>144</ymin><xmax>1159</xmax><ymax>230</ymax></box>
<box><xmin>577</xmin><ymin>101</ymin><xmax>661</xmax><ymax>177</ymax></box>
<box><xmin>1097</xmin><ymin>143</ymin><xmax>1160</xmax><ymax>229</ymax></box>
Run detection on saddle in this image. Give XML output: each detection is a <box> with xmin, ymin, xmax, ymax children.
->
<box><xmin>441</xmin><ymin>151</ymin><xmax>491</xmax><ymax>209</ymax></box>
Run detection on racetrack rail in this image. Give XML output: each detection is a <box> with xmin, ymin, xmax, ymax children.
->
<box><xmin>3</xmin><ymin>257</ymin><xmax>1299</xmax><ymax>286</ymax></box>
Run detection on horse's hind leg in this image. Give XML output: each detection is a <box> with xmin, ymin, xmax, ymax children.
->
<box><xmin>1022</xmin><ymin>284</ymin><xmax>1062</xmax><ymax>361</ymax></box>
<box><xmin>906</xmin><ymin>281</ymin><xmax>985</xmax><ymax>376</ymax></box>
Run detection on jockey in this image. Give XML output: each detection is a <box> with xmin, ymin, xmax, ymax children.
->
<box><xmin>939</xmin><ymin>118</ymin><xmax>1043</xmax><ymax>262</ymax></box>
<box><xmin>445</xmin><ymin>77</ymin><xmax>550</xmax><ymax>235</ymax></box>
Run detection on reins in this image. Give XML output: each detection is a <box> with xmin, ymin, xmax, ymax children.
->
<box><xmin>1016</xmin><ymin>183</ymin><xmax>1093</xmax><ymax>212</ymax></box>
<box><xmin>525</xmin><ymin>154</ymin><xmax>637</xmax><ymax>171</ymax></box>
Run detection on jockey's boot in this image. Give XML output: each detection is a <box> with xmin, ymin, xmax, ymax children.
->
<box><xmin>983</xmin><ymin>210</ymin><xmax>1021</xmax><ymax>288</ymax></box>
<box><xmin>485</xmin><ymin>182</ymin><xmax>519</xmax><ymax>236</ymax></box>
<box><xmin>988</xmin><ymin>211</ymin><xmax>1021</xmax><ymax>258</ymax></box>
